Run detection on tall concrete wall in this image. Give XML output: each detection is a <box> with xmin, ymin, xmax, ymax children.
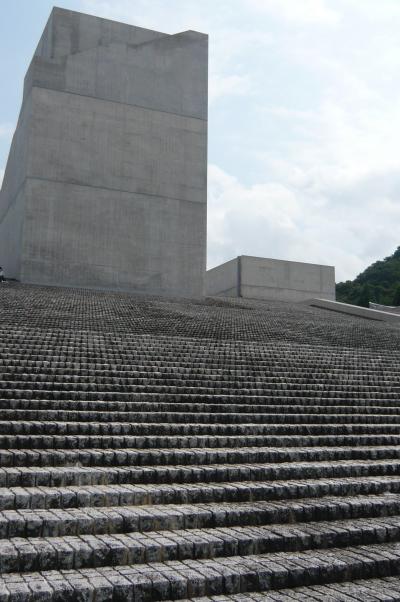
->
<box><xmin>0</xmin><ymin>8</ymin><xmax>208</xmax><ymax>296</ymax></box>
<box><xmin>206</xmin><ymin>256</ymin><xmax>336</xmax><ymax>302</ymax></box>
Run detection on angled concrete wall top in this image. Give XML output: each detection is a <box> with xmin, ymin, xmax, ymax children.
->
<box><xmin>206</xmin><ymin>256</ymin><xmax>336</xmax><ymax>302</ymax></box>
<box><xmin>308</xmin><ymin>298</ymin><xmax>400</xmax><ymax>324</ymax></box>
<box><xmin>25</xmin><ymin>7</ymin><xmax>208</xmax><ymax>119</ymax></box>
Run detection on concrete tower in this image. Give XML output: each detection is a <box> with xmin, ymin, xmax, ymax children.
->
<box><xmin>0</xmin><ymin>8</ymin><xmax>208</xmax><ymax>296</ymax></box>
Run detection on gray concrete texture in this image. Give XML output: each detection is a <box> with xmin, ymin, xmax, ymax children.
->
<box><xmin>0</xmin><ymin>7</ymin><xmax>208</xmax><ymax>296</ymax></box>
<box><xmin>207</xmin><ymin>255</ymin><xmax>336</xmax><ymax>302</ymax></box>
<box><xmin>309</xmin><ymin>298</ymin><xmax>400</xmax><ymax>323</ymax></box>
<box><xmin>369</xmin><ymin>302</ymin><xmax>400</xmax><ymax>315</ymax></box>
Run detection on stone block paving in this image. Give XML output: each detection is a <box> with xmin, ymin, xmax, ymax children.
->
<box><xmin>0</xmin><ymin>283</ymin><xmax>400</xmax><ymax>600</ymax></box>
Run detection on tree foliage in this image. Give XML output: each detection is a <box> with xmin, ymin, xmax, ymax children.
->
<box><xmin>336</xmin><ymin>246</ymin><xmax>400</xmax><ymax>307</ymax></box>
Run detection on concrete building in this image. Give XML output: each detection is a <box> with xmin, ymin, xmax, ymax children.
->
<box><xmin>0</xmin><ymin>8</ymin><xmax>208</xmax><ymax>296</ymax></box>
<box><xmin>207</xmin><ymin>256</ymin><xmax>336</xmax><ymax>302</ymax></box>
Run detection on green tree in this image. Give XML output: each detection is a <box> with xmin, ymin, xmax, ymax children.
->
<box><xmin>357</xmin><ymin>284</ymin><xmax>371</xmax><ymax>308</ymax></box>
<box><xmin>392</xmin><ymin>284</ymin><xmax>400</xmax><ymax>306</ymax></box>
<box><xmin>335</xmin><ymin>246</ymin><xmax>400</xmax><ymax>308</ymax></box>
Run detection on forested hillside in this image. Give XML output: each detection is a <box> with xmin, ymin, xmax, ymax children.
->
<box><xmin>336</xmin><ymin>247</ymin><xmax>400</xmax><ymax>307</ymax></box>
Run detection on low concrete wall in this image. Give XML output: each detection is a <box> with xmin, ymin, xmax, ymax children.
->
<box><xmin>369</xmin><ymin>302</ymin><xmax>400</xmax><ymax>315</ymax></box>
<box><xmin>206</xmin><ymin>255</ymin><xmax>335</xmax><ymax>302</ymax></box>
<box><xmin>240</xmin><ymin>256</ymin><xmax>335</xmax><ymax>302</ymax></box>
<box><xmin>308</xmin><ymin>298</ymin><xmax>400</xmax><ymax>324</ymax></box>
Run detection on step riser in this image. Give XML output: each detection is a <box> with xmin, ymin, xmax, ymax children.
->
<box><xmin>3</xmin><ymin>422</ymin><xmax>400</xmax><ymax>436</ymax></box>
<box><xmin>4</xmin><ymin>400</ymin><xmax>400</xmax><ymax>413</ymax></box>
<box><xmin>2</xmin><ymin>477</ymin><xmax>400</xmax><ymax>510</ymax></box>
<box><xmin>3</xmin><ymin>362</ymin><xmax>400</xmax><ymax>379</ymax></box>
<box><xmin>1</xmin><ymin>542</ymin><xmax>400</xmax><ymax>600</ymax></box>
<box><xmin>175</xmin><ymin>576</ymin><xmax>400</xmax><ymax>602</ymax></box>
<box><xmin>0</xmin><ymin>386</ymin><xmax>399</xmax><ymax>405</ymax></box>
<box><xmin>1</xmin><ymin>461</ymin><xmax>400</xmax><ymax>488</ymax></box>
<box><xmin>1</xmin><ymin>434</ymin><xmax>400</xmax><ymax>450</ymax></box>
<box><xmin>3</xmin><ymin>410</ymin><xmax>400</xmax><ymax>425</ymax></box>
<box><xmin>1</xmin><ymin>446</ymin><xmax>400</xmax><ymax>468</ymax></box>
<box><xmin>0</xmin><ymin>495</ymin><xmax>399</xmax><ymax>539</ymax></box>
<box><xmin>1</xmin><ymin>516</ymin><xmax>400</xmax><ymax>574</ymax></box>
<box><xmin>2</xmin><ymin>375</ymin><xmax>400</xmax><ymax>391</ymax></box>
<box><xmin>2</xmin><ymin>382</ymin><xmax>400</xmax><ymax>396</ymax></box>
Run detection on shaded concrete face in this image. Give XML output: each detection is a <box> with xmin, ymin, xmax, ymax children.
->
<box><xmin>206</xmin><ymin>256</ymin><xmax>336</xmax><ymax>302</ymax></box>
<box><xmin>206</xmin><ymin>258</ymin><xmax>239</xmax><ymax>298</ymax></box>
<box><xmin>0</xmin><ymin>8</ymin><xmax>208</xmax><ymax>296</ymax></box>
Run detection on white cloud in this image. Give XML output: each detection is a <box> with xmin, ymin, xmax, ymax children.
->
<box><xmin>0</xmin><ymin>124</ymin><xmax>13</xmax><ymax>139</ymax></box>
<box><xmin>208</xmin><ymin>162</ymin><xmax>400</xmax><ymax>282</ymax></box>
<box><xmin>209</xmin><ymin>74</ymin><xmax>252</xmax><ymax>103</ymax></box>
<box><xmin>0</xmin><ymin>169</ymin><xmax>4</xmax><ymax>188</ymax></box>
<box><xmin>246</xmin><ymin>0</ymin><xmax>340</xmax><ymax>25</ymax></box>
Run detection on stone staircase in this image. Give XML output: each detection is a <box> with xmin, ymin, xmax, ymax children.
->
<box><xmin>0</xmin><ymin>283</ymin><xmax>400</xmax><ymax>600</ymax></box>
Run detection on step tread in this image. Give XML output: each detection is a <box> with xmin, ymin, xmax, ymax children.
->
<box><xmin>0</xmin><ymin>493</ymin><xmax>397</xmax><ymax>538</ymax></box>
<box><xmin>0</xmin><ymin>513</ymin><xmax>400</xmax><ymax>574</ymax></box>
<box><xmin>174</xmin><ymin>575</ymin><xmax>400</xmax><ymax>601</ymax></box>
<box><xmin>0</xmin><ymin>541</ymin><xmax>400</xmax><ymax>599</ymax></box>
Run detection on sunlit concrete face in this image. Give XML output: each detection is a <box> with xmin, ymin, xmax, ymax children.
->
<box><xmin>207</xmin><ymin>256</ymin><xmax>336</xmax><ymax>302</ymax></box>
<box><xmin>0</xmin><ymin>8</ymin><xmax>208</xmax><ymax>296</ymax></box>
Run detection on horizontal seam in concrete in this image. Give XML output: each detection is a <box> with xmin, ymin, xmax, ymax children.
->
<box><xmin>27</xmin><ymin>176</ymin><xmax>206</xmax><ymax>206</ymax></box>
<box><xmin>31</xmin><ymin>84</ymin><xmax>207</xmax><ymax>122</ymax></box>
<box><xmin>242</xmin><ymin>284</ymin><xmax>334</xmax><ymax>294</ymax></box>
<box><xmin>208</xmin><ymin>287</ymin><xmax>238</xmax><ymax>296</ymax></box>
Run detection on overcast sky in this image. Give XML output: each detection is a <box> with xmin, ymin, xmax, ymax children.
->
<box><xmin>1</xmin><ymin>0</ymin><xmax>400</xmax><ymax>282</ymax></box>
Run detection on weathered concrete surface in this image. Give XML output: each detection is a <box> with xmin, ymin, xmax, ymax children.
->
<box><xmin>207</xmin><ymin>255</ymin><xmax>336</xmax><ymax>302</ymax></box>
<box><xmin>206</xmin><ymin>257</ymin><xmax>239</xmax><ymax>297</ymax></box>
<box><xmin>370</xmin><ymin>302</ymin><xmax>400</xmax><ymax>315</ymax></box>
<box><xmin>0</xmin><ymin>7</ymin><xmax>208</xmax><ymax>296</ymax></box>
<box><xmin>309</xmin><ymin>298</ymin><xmax>400</xmax><ymax>323</ymax></box>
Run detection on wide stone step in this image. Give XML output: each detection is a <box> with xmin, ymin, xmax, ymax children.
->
<box><xmin>2</xmin><ymin>514</ymin><xmax>400</xmax><ymax>574</ymax></box>
<box><xmin>2</xmin><ymin>378</ymin><xmax>399</xmax><ymax>397</ymax></box>
<box><xmin>177</xmin><ymin>575</ymin><xmax>400</xmax><ymax>601</ymax></box>
<box><xmin>1</xmin><ymin>362</ymin><xmax>399</xmax><ymax>383</ymax></box>
<box><xmin>0</xmin><ymin>494</ymin><xmax>398</xmax><ymax>539</ymax></box>
<box><xmin>5</xmin><ymin>398</ymin><xmax>400</xmax><ymax>413</ymax></box>
<box><xmin>1</xmin><ymin>444</ymin><xmax>400</xmax><ymax>468</ymax></box>
<box><xmin>3</xmin><ymin>409</ymin><xmax>400</xmax><ymax>426</ymax></box>
<box><xmin>2</xmin><ymin>433</ymin><xmax>400</xmax><ymax>450</ymax></box>
<box><xmin>2</xmin><ymin>370</ymin><xmax>399</xmax><ymax>388</ymax></box>
<box><xmin>2</xmin><ymin>335</ymin><xmax>396</xmax><ymax>355</ymax></box>
<box><xmin>3</xmin><ymin>420</ymin><xmax>400</xmax><ymax>436</ymax></box>
<box><xmin>1</xmin><ymin>459</ymin><xmax>400</xmax><ymax>488</ymax></box>
<box><xmin>0</xmin><ymin>383</ymin><xmax>399</xmax><ymax>403</ymax></box>
<box><xmin>0</xmin><ymin>323</ymin><xmax>394</xmax><ymax>340</ymax></box>
<box><xmin>3</xmin><ymin>541</ymin><xmax>400</xmax><ymax>600</ymax></box>
<box><xmin>2</xmin><ymin>359</ymin><xmax>399</xmax><ymax>380</ymax></box>
<box><xmin>3</xmin><ymin>475</ymin><xmax>400</xmax><ymax>511</ymax></box>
